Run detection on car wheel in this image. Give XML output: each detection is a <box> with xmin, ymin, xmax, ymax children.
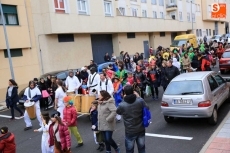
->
<box><xmin>208</xmin><ymin>107</ymin><xmax>217</xmax><ymax>125</ymax></box>
<box><xmin>164</xmin><ymin>116</ymin><xmax>174</xmax><ymax>123</ymax></box>
<box><xmin>220</xmin><ymin>70</ymin><xmax>225</xmax><ymax>74</ymax></box>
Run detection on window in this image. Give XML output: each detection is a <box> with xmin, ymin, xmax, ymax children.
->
<box><xmin>159</xmin><ymin>0</ymin><xmax>164</xmax><ymax>6</ymax></box>
<box><xmin>192</xmin><ymin>13</ymin><xmax>195</xmax><ymax>22</ymax></box>
<box><xmin>197</xmin><ymin>4</ymin><xmax>200</xmax><ymax>12</ymax></box>
<box><xmin>196</xmin><ymin>29</ymin><xmax>199</xmax><ymax>37</ymax></box>
<box><xmin>119</xmin><ymin>7</ymin><xmax>125</xmax><ymax>16</ymax></box>
<box><xmin>169</xmin><ymin>0</ymin><xmax>175</xmax><ymax>3</ymax></box>
<box><xmin>127</xmin><ymin>33</ymin><xmax>135</xmax><ymax>39</ymax></box>
<box><xmin>159</xmin><ymin>12</ymin><xmax>164</xmax><ymax>18</ymax></box>
<box><xmin>160</xmin><ymin>32</ymin><xmax>165</xmax><ymax>37</ymax></box>
<box><xmin>57</xmin><ymin>72</ymin><xmax>67</xmax><ymax>80</ymax></box>
<box><xmin>4</xmin><ymin>49</ymin><xmax>23</xmax><ymax>58</ymax></box>
<box><xmin>222</xmin><ymin>52</ymin><xmax>230</xmax><ymax>58</ymax></box>
<box><xmin>141</xmin><ymin>0</ymin><xmax>147</xmax><ymax>3</ymax></box>
<box><xmin>104</xmin><ymin>1</ymin><xmax>112</xmax><ymax>16</ymax></box>
<box><xmin>152</xmin><ymin>0</ymin><xmax>157</xmax><ymax>5</ymax></box>
<box><xmin>54</xmin><ymin>0</ymin><xmax>67</xmax><ymax>13</ymax></box>
<box><xmin>208</xmin><ymin>5</ymin><xmax>211</xmax><ymax>12</ymax></box>
<box><xmin>179</xmin><ymin>12</ymin><xmax>182</xmax><ymax>21</ymax></box>
<box><xmin>187</xmin><ymin>13</ymin><xmax>190</xmax><ymax>22</ymax></box>
<box><xmin>77</xmin><ymin>0</ymin><xmax>88</xmax><ymax>14</ymax></box>
<box><xmin>213</xmin><ymin>75</ymin><xmax>225</xmax><ymax>86</ymax></box>
<box><xmin>58</xmin><ymin>34</ymin><xmax>74</xmax><ymax>42</ymax></box>
<box><xmin>132</xmin><ymin>8</ymin><xmax>137</xmax><ymax>17</ymax></box>
<box><xmin>142</xmin><ymin>10</ymin><xmax>147</xmax><ymax>17</ymax></box>
<box><xmin>0</xmin><ymin>5</ymin><xmax>18</xmax><ymax>25</ymax></box>
<box><xmin>209</xmin><ymin>29</ymin><xmax>211</xmax><ymax>36</ymax></box>
<box><xmin>199</xmin><ymin>29</ymin><xmax>202</xmax><ymax>37</ymax></box>
<box><xmin>153</xmin><ymin>11</ymin><xmax>157</xmax><ymax>18</ymax></box>
<box><xmin>208</xmin><ymin>76</ymin><xmax>219</xmax><ymax>91</ymax></box>
<box><xmin>206</xmin><ymin>29</ymin><xmax>208</xmax><ymax>36</ymax></box>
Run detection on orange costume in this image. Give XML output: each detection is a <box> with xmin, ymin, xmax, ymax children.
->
<box><xmin>216</xmin><ymin>44</ymin><xmax>224</xmax><ymax>59</ymax></box>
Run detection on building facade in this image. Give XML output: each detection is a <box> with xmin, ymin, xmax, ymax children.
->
<box><xmin>0</xmin><ymin>0</ymin><xmax>40</xmax><ymax>101</ymax></box>
<box><xmin>0</xmin><ymin>0</ymin><xmax>229</xmax><ymax>101</ymax></box>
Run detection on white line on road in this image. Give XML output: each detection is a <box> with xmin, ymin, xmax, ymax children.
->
<box><xmin>0</xmin><ymin>115</ymin><xmax>23</xmax><ymax>120</ymax></box>
<box><xmin>145</xmin><ymin>133</ymin><xmax>193</xmax><ymax>140</ymax></box>
<box><xmin>77</xmin><ymin>114</ymin><xmax>84</xmax><ymax>118</ymax></box>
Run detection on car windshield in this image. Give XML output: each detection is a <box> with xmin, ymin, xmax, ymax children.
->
<box><xmin>171</xmin><ymin>39</ymin><xmax>187</xmax><ymax>47</ymax></box>
<box><xmin>164</xmin><ymin>80</ymin><xmax>204</xmax><ymax>95</ymax></box>
<box><xmin>222</xmin><ymin>52</ymin><xmax>230</xmax><ymax>58</ymax></box>
<box><xmin>211</xmin><ymin>35</ymin><xmax>221</xmax><ymax>39</ymax></box>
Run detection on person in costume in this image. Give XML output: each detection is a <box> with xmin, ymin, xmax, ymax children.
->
<box><xmin>23</xmin><ymin>81</ymin><xmax>42</xmax><ymax>131</ymax></box>
<box><xmin>217</xmin><ymin>43</ymin><xmax>224</xmax><ymax>59</ymax></box>
<box><xmin>200</xmin><ymin>43</ymin><xmax>205</xmax><ymax>53</ymax></box>
<box><xmin>115</xmin><ymin>62</ymin><xmax>127</xmax><ymax>86</ymax></box>
<box><xmin>112</xmin><ymin>77</ymin><xmax>123</xmax><ymax>107</ymax></box>
<box><xmin>34</xmin><ymin>111</ymin><xmax>53</xmax><ymax>153</ymax></box>
<box><xmin>133</xmin><ymin>66</ymin><xmax>147</xmax><ymax>99</ymax></box>
<box><xmin>48</xmin><ymin>111</ymin><xmax>71</xmax><ymax>153</ymax></box>
<box><xmin>54</xmin><ymin>80</ymin><xmax>66</xmax><ymax>119</ymax></box>
<box><xmin>63</xmin><ymin>96</ymin><xmax>83</xmax><ymax>148</ymax></box>
<box><xmin>87</xmin><ymin>67</ymin><xmax>100</xmax><ymax>95</ymax></box>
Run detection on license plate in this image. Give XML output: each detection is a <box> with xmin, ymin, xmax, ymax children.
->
<box><xmin>19</xmin><ymin>100</ymin><xmax>25</xmax><ymax>103</ymax></box>
<box><xmin>173</xmin><ymin>99</ymin><xmax>192</xmax><ymax>105</ymax></box>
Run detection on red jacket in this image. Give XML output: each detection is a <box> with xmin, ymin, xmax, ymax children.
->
<box><xmin>201</xmin><ymin>57</ymin><xmax>211</xmax><ymax>71</ymax></box>
<box><xmin>49</xmin><ymin>123</ymin><xmax>71</xmax><ymax>151</ymax></box>
<box><xmin>0</xmin><ymin>133</ymin><xmax>16</xmax><ymax>153</ymax></box>
<box><xmin>63</xmin><ymin>106</ymin><xmax>77</xmax><ymax>127</ymax></box>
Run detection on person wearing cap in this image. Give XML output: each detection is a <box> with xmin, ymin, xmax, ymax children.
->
<box><xmin>97</xmin><ymin>73</ymin><xmax>114</xmax><ymax>96</ymax></box>
<box><xmin>87</xmin><ymin>67</ymin><xmax>100</xmax><ymax>95</ymax></box>
<box><xmin>48</xmin><ymin>111</ymin><xmax>71</xmax><ymax>153</ymax></box>
<box><xmin>65</xmin><ymin>71</ymin><xmax>81</xmax><ymax>94</ymax></box>
<box><xmin>0</xmin><ymin>126</ymin><xmax>16</xmax><ymax>153</ymax></box>
<box><xmin>23</xmin><ymin>81</ymin><xmax>42</xmax><ymax>131</ymax></box>
<box><xmin>63</xmin><ymin>96</ymin><xmax>83</xmax><ymax>148</ymax></box>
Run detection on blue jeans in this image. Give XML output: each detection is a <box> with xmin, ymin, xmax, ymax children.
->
<box><xmin>125</xmin><ymin>131</ymin><xmax>145</xmax><ymax>153</ymax></box>
<box><xmin>102</xmin><ymin>131</ymin><xmax>118</xmax><ymax>152</ymax></box>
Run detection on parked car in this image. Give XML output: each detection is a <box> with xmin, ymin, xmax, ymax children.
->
<box><xmin>210</xmin><ymin>35</ymin><xmax>224</xmax><ymax>43</ymax></box>
<box><xmin>219</xmin><ymin>49</ymin><xmax>230</xmax><ymax>74</ymax></box>
<box><xmin>161</xmin><ymin>71</ymin><xmax>229</xmax><ymax>125</ymax></box>
<box><xmin>18</xmin><ymin>69</ymin><xmax>78</xmax><ymax>104</ymax></box>
<box><xmin>222</xmin><ymin>33</ymin><xmax>230</xmax><ymax>43</ymax></box>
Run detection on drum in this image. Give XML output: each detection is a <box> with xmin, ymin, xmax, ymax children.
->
<box><xmin>81</xmin><ymin>95</ymin><xmax>96</xmax><ymax>113</ymax></box>
<box><xmin>67</xmin><ymin>90</ymin><xmax>75</xmax><ymax>96</ymax></box>
<box><xmin>73</xmin><ymin>95</ymin><xmax>81</xmax><ymax>112</ymax></box>
<box><xmin>24</xmin><ymin>102</ymin><xmax>36</xmax><ymax>120</ymax></box>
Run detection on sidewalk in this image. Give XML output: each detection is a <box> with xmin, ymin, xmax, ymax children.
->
<box><xmin>200</xmin><ymin>111</ymin><xmax>230</xmax><ymax>153</ymax></box>
<box><xmin>0</xmin><ymin>101</ymin><xmax>7</xmax><ymax>111</ymax></box>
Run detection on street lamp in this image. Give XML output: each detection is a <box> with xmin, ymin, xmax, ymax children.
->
<box><xmin>0</xmin><ymin>0</ymin><xmax>15</xmax><ymax>79</ymax></box>
<box><xmin>191</xmin><ymin>0</ymin><xmax>194</xmax><ymax>34</ymax></box>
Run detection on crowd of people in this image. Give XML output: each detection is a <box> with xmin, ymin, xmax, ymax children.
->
<box><xmin>1</xmin><ymin>36</ymin><xmax>229</xmax><ymax>153</ymax></box>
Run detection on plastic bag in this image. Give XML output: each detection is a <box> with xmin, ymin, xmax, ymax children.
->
<box><xmin>145</xmin><ymin>85</ymin><xmax>151</xmax><ymax>96</ymax></box>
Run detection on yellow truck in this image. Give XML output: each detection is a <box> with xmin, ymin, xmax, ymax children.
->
<box><xmin>170</xmin><ymin>34</ymin><xmax>198</xmax><ymax>51</ymax></box>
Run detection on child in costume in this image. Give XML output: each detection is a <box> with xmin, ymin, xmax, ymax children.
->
<box><xmin>115</xmin><ymin>62</ymin><xmax>127</xmax><ymax>86</ymax></box>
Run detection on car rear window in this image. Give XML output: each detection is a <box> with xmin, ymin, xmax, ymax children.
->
<box><xmin>222</xmin><ymin>52</ymin><xmax>230</xmax><ymax>58</ymax></box>
<box><xmin>164</xmin><ymin>80</ymin><xmax>204</xmax><ymax>95</ymax></box>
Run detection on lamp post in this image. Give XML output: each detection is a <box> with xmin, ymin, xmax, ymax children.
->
<box><xmin>191</xmin><ymin>0</ymin><xmax>194</xmax><ymax>34</ymax></box>
<box><xmin>0</xmin><ymin>0</ymin><xmax>15</xmax><ymax>79</ymax></box>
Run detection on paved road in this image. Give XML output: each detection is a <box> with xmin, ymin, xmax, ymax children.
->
<box><xmin>1</xmin><ymin>64</ymin><xmax>230</xmax><ymax>153</ymax></box>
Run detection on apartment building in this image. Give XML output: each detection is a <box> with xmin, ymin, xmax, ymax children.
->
<box><xmin>0</xmin><ymin>0</ymin><xmax>40</xmax><ymax>101</ymax></box>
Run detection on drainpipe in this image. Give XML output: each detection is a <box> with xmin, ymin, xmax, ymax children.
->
<box><xmin>38</xmin><ymin>34</ymin><xmax>44</xmax><ymax>75</ymax></box>
<box><xmin>24</xmin><ymin>0</ymin><xmax>32</xmax><ymax>48</ymax></box>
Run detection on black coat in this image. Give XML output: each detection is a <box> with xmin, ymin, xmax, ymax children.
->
<box><xmin>134</xmin><ymin>71</ymin><xmax>146</xmax><ymax>88</ymax></box>
<box><xmin>160</xmin><ymin>66</ymin><xmax>168</xmax><ymax>87</ymax></box>
<box><xmin>6</xmin><ymin>86</ymin><xmax>19</xmax><ymax>107</ymax></box>
<box><xmin>165</xmin><ymin>65</ymin><xmax>180</xmax><ymax>85</ymax></box>
<box><xmin>104</xmin><ymin>55</ymin><xmax>111</xmax><ymax>62</ymax></box>
<box><xmin>90</xmin><ymin>109</ymin><xmax>98</xmax><ymax>131</ymax></box>
<box><xmin>38</xmin><ymin>82</ymin><xmax>47</xmax><ymax>91</ymax></box>
<box><xmin>191</xmin><ymin>55</ymin><xmax>199</xmax><ymax>68</ymax></box>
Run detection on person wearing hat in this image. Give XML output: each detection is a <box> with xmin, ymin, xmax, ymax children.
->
<box><xmin>63</xmin><ymin>96</ymin><xmax>83</xmax><ymax>148</ymax></box>
<box><xmin>65</xmin><ymin>71</ymin><xmax>81</xmax><ymax>94</ymax></box>
<box><xmin>0</xmin><ymin>126</ymin><xmax>16</xmax><ymax>153</ymax></box>
<box><xmin>48</xmin><ymin>111</ymin><xmax>71</xmax><ymax>153</ymax></box>
<box><xmin>87</xmin><ymin>67</ymin><xmax>100</xmax><ymax>95</ymax></box>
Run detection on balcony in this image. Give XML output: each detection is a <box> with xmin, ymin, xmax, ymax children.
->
<box><xmin>166</xmin><ymin>3</ymin><xmax>178</xmax><ymax>12</ymax></box>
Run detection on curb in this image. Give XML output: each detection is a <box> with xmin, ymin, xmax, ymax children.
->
<box><xmin>0</xmin><ymin>106</ymin><xmax>7</xmax><ymax>111</ymax></box>
<box><xmin>199</xmin><ymin>110</ymin><xmax>230</xmax><ymax>153</ymax></box>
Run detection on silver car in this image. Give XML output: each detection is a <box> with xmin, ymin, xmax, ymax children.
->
<box><xmin>161</xmin><ymin>71</ymin><xmax>230</xmax><ymax>125</ymax></box>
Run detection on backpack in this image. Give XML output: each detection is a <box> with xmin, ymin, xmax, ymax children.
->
<box><xmin>100</xmin><ymin>79</ymin><xmax>108</xmax><ymax>91</ymax></box>
<box><xmin>140</xmin><ymin>99</ymin><xmax>151</xmax><ymax>128</ymax></box>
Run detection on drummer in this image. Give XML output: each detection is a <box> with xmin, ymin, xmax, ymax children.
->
<box><xmin>65</xmin><ymin>71</ymin><xmax>81</xmax><ymax>94</ymax></box>
<box><xmin>23</xmin><ymin>81</ymin><xmax>42</xmax><ymax>131</ymax></box>
<box><xmin>87</xmin><ymin>67</ymin><xmax>100</xmax><ymax>95</ymax></box>
<box><xmin>97</xmin><ymin>73</ymin><xmax>114</xmax><ymax>96</ymax></box>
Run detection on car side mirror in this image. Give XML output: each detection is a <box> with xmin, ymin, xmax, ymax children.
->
<box><xmin>225</xmin><ymin>79</ymin><xmax>230</xmax><ymax>82</ymax></box>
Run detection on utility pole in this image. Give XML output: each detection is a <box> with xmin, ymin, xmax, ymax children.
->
<box><xmin>191</xmin><ymin>0</ymin><xmax>193</xmax><ymax>34</ymax></box>
<box><xmin>0</xmin><ymin>0</ymin><xmax>15</xmax><ymax>79</ymax></box>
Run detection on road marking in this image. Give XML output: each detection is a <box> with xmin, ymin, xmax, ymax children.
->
<box><xmin>145</xmin><ymin>133</ymin><xmax>193</xmax><ymax>140</ymax></box>
<box><xmin>77</xmin><ymin>114</ymin><xmax>84</xmax><ymax>118</ymax></box>
<box><xmin>0</xmin><ymin>115</ymin><xmax>23</xmax><ymax>120</ymax></box>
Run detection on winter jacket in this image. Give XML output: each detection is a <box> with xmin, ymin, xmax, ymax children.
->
<box><xmin>147</xmin><ymin>68</ymin><xmax>160</xmax><ymax>87</ymax></box>
<box><xmin>98</xmin><ymin>98</ymin><xmax>117</xmax><ymax>131</ymax></box>
<box><xmin>181</xmin><ymin>57</ymin><xmax>191</xmax><ymax>70</ymax></box>
<box><xmin>104</xmin><ymin>55</ymin><xmax>111</xmax><ymax>62</ymax></box>
<box><xmin>0</xmin><ymin>132</ymin><xmax>16</xmax><ymax>153</ymax></box>
<box><xmin>165</xmin><ymin>65</ymin><xmax>180</xmax><ymax>85</ymax></box>
<box><xmin>5</xmin><ymin>87</ymin><xmax>19</xmax><ymax>107</ymax></box>
<box><xmin>160</xmin><ymin>66</ymin><xmax>168</xmax><ymax>87</ymax></box>
<box><xmin>49</xmin><ymin>123</ymin><xmax>71</xmax><ymax>151</ymax></box>
<box><xmin>191</xmin><ymin>55</ymin><xmax>199</xmax><ymax>68</ymax></box>
<box><xmin>90</xmin><ymin>109</ymin><xmax>98</xmax><ymax>131</ymax></box>
<box><xmin>134</xmin><ymin>71</ymin><xmax>147</xmax><ymax>88</ymax></box>
<box><xmin>63</xmin><ymin>106</ymin><xmax>77</xmax><ymax>127</ymax></box>
<box><xmin>201</xmin><ymin>56</ymin><xmax>211</xmax><ymax>71</ymax></box>
<box><xmin>116</xmin><ymin>94</ymin><xmax>147</xmax><ymax>134</ymax></box>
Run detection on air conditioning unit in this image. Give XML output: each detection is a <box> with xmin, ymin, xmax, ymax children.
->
<box><xmin>171</xmin><ymin>15</ymin><xmax>175</xmax><ymax>19</ymax></box>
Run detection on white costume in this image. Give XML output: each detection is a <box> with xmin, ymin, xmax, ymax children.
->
<box><xmin>38</xmin><ymin>121</ymin><xmax>53</xmax><ymax>153</ymax></box>
<box><xmin>65</xmin><ymin>76</ymin><xmax>81</xmax><ymax>94</ymax></box>
<box><xmin>55</xmin><ymin>87</ymin><xmax>66</xmax><ymax>119</ymax></box>
<box><xmin>24</xmin><ymin>87</ymin><xmax>42</xmax><ymax>127</ymax></box>
<box><xmin>97</xmin><ymin>79</ymin><xmax>114</xmax><ymax>96</ymax></box>
<box><xmin>87</xmin><ymin>72</ymin><xmax>100</xmax><ymax>95</ymax></box>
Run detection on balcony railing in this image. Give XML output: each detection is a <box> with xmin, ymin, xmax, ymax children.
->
<box><xmin>166</xmin><ymin>3</ymin><xmax>177</xmax><ymax>11</ymax></box>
